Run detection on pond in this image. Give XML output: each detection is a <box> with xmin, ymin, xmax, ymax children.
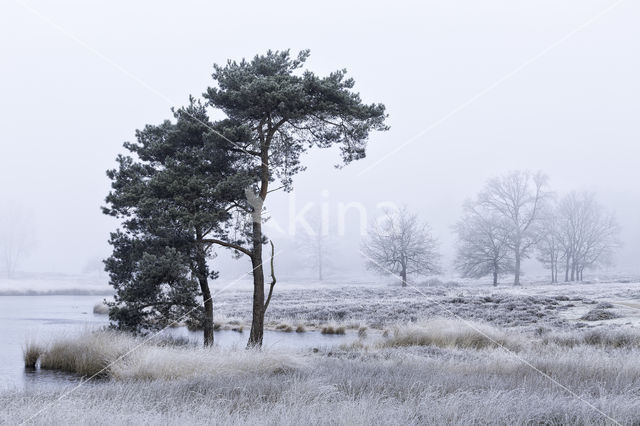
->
<box><xmin>0</xmin><ymin>295</ymin><xmax>355</xmax><ymax>390</ymax></box>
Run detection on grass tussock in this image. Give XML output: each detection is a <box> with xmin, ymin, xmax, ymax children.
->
<box><xmin>295</xmin><ymin>324</ymin><xmax>306</xmax><ymax>333</ymax></box>
<box><xmin>39</xmin><ymin>331</ymin><xmax>135</xmax><ymax>377</ymax></box>
<box><xmin>545</xmin><ymin>328</ymin><xmax>640</xmax><ymax>348</ymax></box>
<box><xmin>382</xmin><ymin>319</ymin><xmax>519</xmax><ymax>350</ymax></box>
<box><xmin>28</xmin><ymin>331</ymin><xmax>305</xmax><ymax>380</ymax></box>
<box><xmin>22</xmin><ymin>341</ymin><xmax>45</xmax><ymax>368</ymax></box>
<box><xmin>321</xmin><ymin>325</ymin><xmax>346</xmax><ymax>335</ymax></box>
<box><xmin>276</xmin><ymin>323</ymin><xmax>294</xmax><ymax>332</ymax></box>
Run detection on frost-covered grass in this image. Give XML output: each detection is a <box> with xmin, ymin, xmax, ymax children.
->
<box><xmin>542</xmin><ymin>327</ymin><xmax>640</xmax><ymax>348</ymax></box>
<box><xmin>8</xmin><ymin>280</ymin><xmax>640</xmax><ymax>424</ymax></box>
<box><xmin>22</xmin><ymin>331</ymin><xmax>302</xmax><ymax>380</ymax></box>
<box><xmin>33</xmin><ymin>331</ymin><xmax>136</xmax><ymax>376</ymax></box>
<box><xmin>0</xmin><ymin>275</ymin><xmax>111</xmax><ymax>295</ymax></box>
<box><xmin>7</xmin><ymin>325</ymin><xmax>640</xmax><ymax>425</ymax></box>
<box><xmin>382</xmin><ymin>319</ymin><xmax>520</xmax><ymax>350</ymax></box>
<box><xmin>210</xmin><ymin>280</ymin><xmax>640</xmax><ymax>333</ymax></box>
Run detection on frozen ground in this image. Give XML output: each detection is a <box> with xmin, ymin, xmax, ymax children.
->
<box><xmin>212</xmin><ymin>278</ymin><xmax>640</xmax><ymax>335</ymax></box>
<box><xmin>4</xmin><ymin>320</ymin><xmax>640</xmax><ymax>425</ymax></box>
<box><xmin>0</xmin><ymin>274</ymin><xmax>111</xmax><ymax>295</ymax></box>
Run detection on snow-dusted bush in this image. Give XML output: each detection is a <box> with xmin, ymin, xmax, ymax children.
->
<box><xmin>580</xmin><ymin>309</ymin><xmax>620</xmax><ymax>321</ymax></box>
<box><xmin>93</xmin><ymin>302</ymin><xmax>109</xmax><ymax>315</ymax></box>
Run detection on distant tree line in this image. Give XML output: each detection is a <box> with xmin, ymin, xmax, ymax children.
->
<box><xmin>0</xmin><ymin>203</ymin><xmax>35</xmax><ymax>278</ymax></box>
<box><xmin>453</xmin><ymin>171</ymin><xmax>619</xmax><ymax>286</ymax></box>
<box><xmin>361</xmin><ymin>171</ymin><xmax>620</xmax><ymax>287</ymax></box>
<box><xmin>536</xmin><ymin>191</ymin><xmax>619</xmax><ymax>284</ymax></box>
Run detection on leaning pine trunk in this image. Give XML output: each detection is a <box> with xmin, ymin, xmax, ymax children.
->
<box><xmin>200</xmin><ymin>281</ymin><xmax>214</xmax><ymax>346</ymax></box>
<box><xmin>248</xmin><ymin>220</ymin><xmax>266</xmax><ymax>348</ymax></box>
<box><xmin>195</xmin><ymin>234</ymin><xmax>214</xmax><ymax>346</ymax></box>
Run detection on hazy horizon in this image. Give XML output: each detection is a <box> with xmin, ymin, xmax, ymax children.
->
<box><xmin>1</xmin><ymin>0</ymin><xmax>638</xmax><ymax>279</ymax></box>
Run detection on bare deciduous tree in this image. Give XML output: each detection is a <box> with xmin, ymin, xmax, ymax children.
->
<box><xmin>556</xmin><ymin>192</ymin><xmax>620</xmax><ymax>282</ymax></box>
<box><xmin>536</xmin><ymin>209</ymin><xmax>563</xmax><ymax>284</ymax></box>
<box><xmin>362</xmin><ymin>207</ymin><xmax>440</xmax><ymax>287</ymax></box>
<box><xmin>454</xmin><ymin>202</ymin><xmax>514</xmax><ymax>286</ymax></box>
<box><xmin>0</xmin><ymin>203</ymin><xmax>35</xmax><ymax>278</ymax></box>
<box><xmin>478</xmin><ymin>170</ymin><xmax>549</xmax><ymax>286</ymax></box>
<box><xmin>295</xmin><ymin>214</ymin><xmax>334</xmax><ymax>281</ymax></box>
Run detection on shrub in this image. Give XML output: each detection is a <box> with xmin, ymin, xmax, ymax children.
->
<box><xmin>154</xmin><ymin>335</ymin><xmax>194</xmax><ymax>347</ymax></box>
<box><xmin>580</xmin><ymin>309</ymin><xmax>620</xmax><ymax>321</ymax></box>
<box><xmin>93</xmin><ymin>302</ymin><xmax>109</xmax><ymax>315</ymax></box>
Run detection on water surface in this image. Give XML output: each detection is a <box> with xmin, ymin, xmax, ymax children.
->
<box><xmin>0</xmin><ymin>295</ymin><xmax>354</xmax><ymax>390</ymax></box>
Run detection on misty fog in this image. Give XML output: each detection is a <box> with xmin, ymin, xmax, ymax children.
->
<box><xmin>4</xmin><ymin>2</ymin><xmax>640</xmax><ymax>425</ymax></box>
<box><xmin>1</xmin><ymin>0</ymin><xmax>638</xmax><ymax>281</ymax></box>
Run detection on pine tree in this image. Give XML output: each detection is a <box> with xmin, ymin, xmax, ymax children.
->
<box><xmin>103</xmin><ymin>99</ymin><xmax>246</xmax><ymax>346</ymax></box>
<box><xmin>203</xmin><ymin>50</ymin><xmax>388</xmax><ymax>346</ymax></box>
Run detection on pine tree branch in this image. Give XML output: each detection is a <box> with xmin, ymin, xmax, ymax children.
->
<box><xmin>202</xmin><ymin>238</ymin><xmax>252</xmax><ymax>257</ymax></box>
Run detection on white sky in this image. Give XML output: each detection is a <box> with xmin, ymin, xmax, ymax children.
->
<box><xmin>1</xmin><ymin>0</ymin><xmax>638</xmax><ymax>279</ymax></box>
